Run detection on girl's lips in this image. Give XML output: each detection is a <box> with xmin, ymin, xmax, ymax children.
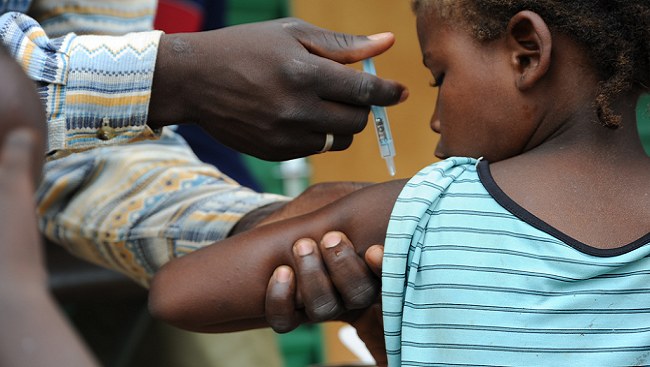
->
<box><xmin>434</xmin><ymin>152</ymin><xmax>448</xmax><ymax>160</ymax></box>
<box><xmin>434</xmin><ymin>144</ymin><xmax>448</xmax><ymax>160</ymax></box>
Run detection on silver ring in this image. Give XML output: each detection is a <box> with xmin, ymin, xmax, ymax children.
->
<box><xmin>317</xmin><ymin>133</ymin><xmax>334</xmax><ymax>154</ymax></box>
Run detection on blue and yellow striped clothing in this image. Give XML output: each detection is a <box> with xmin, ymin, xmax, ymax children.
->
<box><xmin>37</xmin><ymin>130</ymin><xmax>288</xmax><ymax>287</ymax></box>
<box><xmin>1</xmin><ymin>0</ymin><xmax>289</xmax><ymax>287</ymax></box>
<box><xmin>384</xmin><ymin>158</ymin><xmax>650</xmax><ymax>367</ymax></box>
<box><xmin>1</xmin><ymin>0</ymin><xmax>163</xmax><ymax>156</ymax></box>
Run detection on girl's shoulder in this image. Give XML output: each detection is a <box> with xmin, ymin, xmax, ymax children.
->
<box><xmin>405</xmin><ymin>157</ymin><xmax>482</xmax><ymax>190</ymax></box>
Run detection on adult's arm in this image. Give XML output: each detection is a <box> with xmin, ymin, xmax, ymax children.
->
<box><xmin>36</xmin><ymin>135</ymin><xmax>376</xmax><ymax>288</ymax></box>
<box><xmin>0</xmin><ymin>12</ymin><xmax>163</xmax><ymax>158</ymax></box>
<box><xmin>35</xmin><ymin>131</ymin><xmax>290</xmax><ymax>288</ymax></box>
<box><xmin>2</xmin><ymin>11</ymin><xmax>407</xmax><ymax>161</ymax></box>
<box><xmin>148</xmin><ymin>178</ymin><xmax>407</xmax><ymax>333</ymax></box>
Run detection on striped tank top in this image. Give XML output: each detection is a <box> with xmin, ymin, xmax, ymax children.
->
<box><xmin>383</xmin><ymin>157</ymin><xmax>650</xmax><ymax>367</ymax></box>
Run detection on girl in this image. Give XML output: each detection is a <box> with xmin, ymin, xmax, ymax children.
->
<box><xmin>149</xmin><ymin>1</ymin><xmax>650</xmax><ymax>366</ymax></box>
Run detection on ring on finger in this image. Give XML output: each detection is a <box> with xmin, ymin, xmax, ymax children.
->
<box><xmin>317</xmin><ymin>133</ymin><xmax>334</xmax><ymax>154</ymax></box>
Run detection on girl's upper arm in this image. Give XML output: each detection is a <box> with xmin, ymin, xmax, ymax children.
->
<box><xmin>148</xmin><ymin>179</ymin><xmax>408</xmax><ymax>332</ymax></box>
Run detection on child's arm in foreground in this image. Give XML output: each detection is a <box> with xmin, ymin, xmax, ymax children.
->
<box><xmin>148</xmin><ymin>179</ymin><xmax>407</xmax><ymax>333</ymax></box>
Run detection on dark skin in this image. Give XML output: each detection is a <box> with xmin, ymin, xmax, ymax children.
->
<box><xmin>148</xmin><ymin>18</ymin><xmax>409</xmax><ymax>161</ymax></box>
<box><xmin>275</xmin><ymin>5</ymin><xmax>650</xmax><ymax>323</ymax></box>
<box><xmin>3</xmin><ymin>15</ymin><xmax>392</xmax><ymax>358</ymax></box>
<box><xmin>230</xmin><ymin>181</ymin><xmax>373</xmax><ymax>236</ymax></box>
<box><xmin>148</xmin><ymin>178</ymin><xmax>407</xmax><ymax>332</ymax></box>
<box><xmin>264</xmin><ymin>232</ymin><xmax>384</xmax><ymax>332</ymax></box>
<box><xmin>152</xmin><ymin>8</ymin><xmax>650</xmax><ymax>367</ymax></box>
<box><xmin>263</xmin><ymin>231</ymin><xmax>387</xmax><ymax>366</ymax></box>
<box><xmin>147</xmin><ymin>15</ymin><xmax>412</xmax><ymax>326</ymax></box>
<box><xmin>0</xmin><ymin>45</ymin><xmax>378</xmax><ymax>367</ymax></box>
<box><xmin>3</xmin><ymin>11</ymin><xmax>402</xmax><ymax>367</ymax></box>
<box><xmin>419</xmin><ymin>10</ymin><xmax>650</xmax><ymax>248</ymax></box>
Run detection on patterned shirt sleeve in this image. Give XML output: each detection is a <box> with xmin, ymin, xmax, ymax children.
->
<box><xmin>36</xmin><ymin>129</ymin><xmax>291</xmax><ymax>288</ymax></box>
<box><xmin>0</xmin><ymin>11</ymin><xmax>163</xmax><ymax>157</ymax></box>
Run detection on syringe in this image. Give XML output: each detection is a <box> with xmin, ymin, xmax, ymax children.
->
<box><xmin>362</xmin><ymin>57</ymin><xmax>397</xmax><ymax>178</ymax></box>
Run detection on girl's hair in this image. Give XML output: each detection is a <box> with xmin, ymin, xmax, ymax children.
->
<box><xmin>412</xmin><ymin>0</ymin><xmax>650</xmax><ymax>128</ymax></box>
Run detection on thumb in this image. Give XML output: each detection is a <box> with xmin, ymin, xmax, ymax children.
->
<box><xmin>365</xmin><ymin>245</ymin><xmax>384</xmax><ymax>277</ymax></box>
<box><xmin>295</xmin><ymin>24</ymin><xmax>396</xmax><ymax>64</ymax></box>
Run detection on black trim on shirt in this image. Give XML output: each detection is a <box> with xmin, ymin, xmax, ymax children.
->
<box><xmin>476</xmin><ymin>160</ymin><xmax>650</xmax><ymax>257</ymax></box>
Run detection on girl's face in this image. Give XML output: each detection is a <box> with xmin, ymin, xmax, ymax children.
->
<box><xmin>417</xmin><ymin>9</ymin><xmax>542</xmax><ymax>162</ymax></box>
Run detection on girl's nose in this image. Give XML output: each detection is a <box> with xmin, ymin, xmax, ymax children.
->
<box><xmin>430</xmin><ymin>104</ymin><xmax>441</xmax><ymax>133</ymax></box>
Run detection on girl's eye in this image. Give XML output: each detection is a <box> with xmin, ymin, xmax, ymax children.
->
<box><xmin>430</xmin><ymin>73</ymin><xmax>445</xmax><ymax>88</ymax></box>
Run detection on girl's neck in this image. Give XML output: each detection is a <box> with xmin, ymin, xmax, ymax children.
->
<box><xmin>490</xmin><ymin>92</ymin><xmax>650</xmax><ymax>250</ymax></box>
<box><xmin>525</xmin><ymin>90</ymin><xmax>647</xmax><ymax>164</ymax></box>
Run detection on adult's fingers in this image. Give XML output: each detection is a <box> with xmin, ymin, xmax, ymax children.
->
<box><xmin>268</xmin><ymin>232</ymin><xmax>382</xmax><ymax>330</ymax></box>
<box><xmin>292</xmin><ymin>238</ymin><xmax>344</xmax><ymax>322</ymax></box>
<box><xmin>281</xmin><ymin>19</ymin><xmax>408</xmax><ymax>107</ymax></box>
<box><xmin>303</xmin><ymin>99</ymin><xmax>370</xmax><ymax>136</ymax></box>
<box><xmin>273</xmin><ymin>100</ymin><xmax>365</xmax><ymax>156</ymax></box>
<box><xmin>319</xmin><ymin>232</ymin><xmax>380</xmax><ymax>310</ymax></box>
<box><xmin>307</xmin><ymin>133</ymin><xmax>354</xmax><ymax>155</ymax></box>
<box><xmin>265</xmin><ymin>266</ymin><xmax>301</xmax><ymax>334</ymax></box>
<box><xmin>311</xmin><ymin>58</ymin><xmax>408</xmax><ymax>107</ymax></box>
<box><xmin>285</xmin><ymin>19</ymin><xmax>395</xmax><ymax>65</ymax></box>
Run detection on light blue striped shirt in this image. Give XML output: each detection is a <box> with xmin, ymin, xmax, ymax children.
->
<box><xmin>383</xmin><ymin>157</ymin><xmax>650</xmax><ymax>367</ymax></box>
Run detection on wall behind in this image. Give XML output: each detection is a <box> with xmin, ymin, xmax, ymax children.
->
<box><xmin>291</xmin><ymin>0</ymin><xmax>440</xmax><ymax>184</ymax></box>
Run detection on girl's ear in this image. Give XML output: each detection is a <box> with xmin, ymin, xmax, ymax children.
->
<box><xmin>507</xmin><ymin>11</ymin><xmax>552</xmax><ymax>91</ymax></box>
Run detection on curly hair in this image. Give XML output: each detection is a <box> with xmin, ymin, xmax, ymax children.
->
<box><xmin>412</xmin><ymin>0</ymin><xmax>650</xmax><ymax>128</ymax></box>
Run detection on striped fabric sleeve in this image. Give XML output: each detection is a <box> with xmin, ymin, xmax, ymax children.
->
<box><xmin>0</xmin><ymin>12</ymin><xmax>163</xmax><ymax>157</ymax></box>
<box><xmin>36</xmin><ymin>129</ymin><xmax>291</xmax><ymax>288</ymax></box>
<box><xmin>383</xmin><ymin>157</ymin><xmax>477</xmax><ymax>367</ymax></box>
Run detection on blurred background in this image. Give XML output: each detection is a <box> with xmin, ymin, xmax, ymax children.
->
<box><xmin>50</xmin><ymin>0</ymin><xmax>650</xmax><ymax>366</ymax></box>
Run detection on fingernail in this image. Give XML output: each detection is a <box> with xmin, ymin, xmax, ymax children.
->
<box><xmin>276</xmin><ymin>266</ymin><xmax>292</xmax><ymax>283</ymax></box>
<box><xmin>399</xmin><ymin>88</ymin><xmax>410</xmax><ymax>104</ymax></box>
<box><xmin>322</xmin><ymin>232</ymin><xmax>341</xmax><ymax>249</ymax></box>
<box><xmin>367</xmin><ymin>245</ymin><xmax>384</xmax><ymax>266</ymax></box>
<box><xmin>295</xmin><ymin>240</ymin><xmax>314</xmax><ymax>257</ymax></box>
<box><xmin>368</xmin><ymin>32</ymin><xmax>392</xmax><ymax>41</ymax></box>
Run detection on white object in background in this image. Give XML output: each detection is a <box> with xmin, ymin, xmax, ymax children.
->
<box><xmin>338</xmin><ymin>325</ymin><xmax>376</xmax><ymax>364</ymax></box>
